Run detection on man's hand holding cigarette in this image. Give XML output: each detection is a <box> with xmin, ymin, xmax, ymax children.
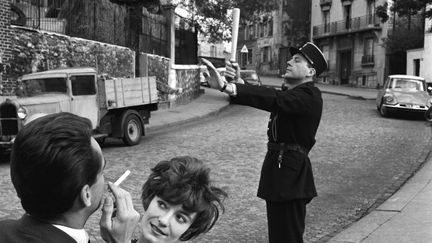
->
<box><xmin>100</xmin><ymin>171</ymin><xmax>140</xmax><ymax>243</ymax></box>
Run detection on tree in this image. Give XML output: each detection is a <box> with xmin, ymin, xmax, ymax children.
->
<box><xmin>382</xmin><ymin>0</ymin><xmax>432</xmax><ymax>54</ymax></box>
<box><xmin>391</xmin><ymin>0</ymin><xmax>432</xmax><ymax>30</ymax></box>
<box><xmin>375</xmin><ymin>2</ymin><xmax>389</xmax><ymax>23</ymax></box>
<box><xmin>109</xmin><ymin>0</ymin><xmax>277</xmax><ymax>42</ymax></box>
<box><xmin>175</xmin><ymin>0</ymin><xmax>277</xmax><ymax>42</ymax></box>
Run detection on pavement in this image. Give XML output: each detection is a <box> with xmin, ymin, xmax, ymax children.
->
<box><xmin>147</xmin><ymin>82</ymin><xmax>432</xmax><ymax>243</ymax></box>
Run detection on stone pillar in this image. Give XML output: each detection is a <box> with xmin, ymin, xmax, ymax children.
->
<box><xmin>163</xmin><ymin>4</ymin><xmax>177</xmax><ymax>95</ymax></box>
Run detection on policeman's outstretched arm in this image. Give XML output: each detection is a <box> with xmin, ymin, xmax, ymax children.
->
<box><xmin>100</xmin><ymin>182</ymin><xmax>140</xmax><ymax>243</ymax></box>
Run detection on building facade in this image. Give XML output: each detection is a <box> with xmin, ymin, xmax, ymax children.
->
<box><xmin>406</xmin><ymin>5</ymin><xmax>432</xmax><ymax>83</ymax></box>
<box><xmin>311</xmin><ymin>0</ymin><xmax>390</xmax><ymax>88</ymax></box>
<box><xmin>236</xmin><ymin>0</ymin><xmax>311</xmax><ymax>76</ymax></box>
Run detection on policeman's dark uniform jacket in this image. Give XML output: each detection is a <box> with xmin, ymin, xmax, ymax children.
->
<box><xmin>230</xmin><ymin>42</ymin><xmax>328</xmax><ymax>243</ymax></box>
<box><xmin>231</xmin><ymin>81</ymin><xmax>321</xmax><ymax>200</ymax></box>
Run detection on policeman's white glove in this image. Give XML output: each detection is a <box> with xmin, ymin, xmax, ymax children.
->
<box><xmin>201</xmin><ymin>58</ymin><xmax>225</xmax><ymax>90</ymax></box>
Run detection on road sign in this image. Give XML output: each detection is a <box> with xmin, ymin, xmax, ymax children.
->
<box><xmin>240</xmin><ymin>45</ymin><xmax>248</xmax><ymax>53</ymax></box>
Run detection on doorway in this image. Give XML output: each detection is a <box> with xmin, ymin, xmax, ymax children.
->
<box><xmin>339</xmin><ymin>50</ymin><xmax>351</xmax><ymax>85</ymax></box>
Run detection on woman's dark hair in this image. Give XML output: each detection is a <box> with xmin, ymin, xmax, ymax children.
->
<box><xmin>10</xmin><ymin>112</ymin><xmax>102</xmax><ymax>220</ymax></box>
<box><xmin>141</xmin><ymin>156</ymin><xmax>227</xmax><ymax>241</ymax></box>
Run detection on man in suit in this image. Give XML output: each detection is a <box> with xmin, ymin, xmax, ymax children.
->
<box><xmin>202</xmin><ymin>42</ymin><xmax>328</xmax><ymax>243</ymax></box>
<box><xmin>0</xmin><ymin>112</ymin><xmax>140</xmax><ymax>243</ymax></box>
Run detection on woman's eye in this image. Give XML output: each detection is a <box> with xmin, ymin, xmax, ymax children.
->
<box><xmin>176</xmin><ymin>214</ymin><xmax>187</xmax><ymax>224</ymax></box>
<box><xmin>157</xmin><ymin>201</ymin><xmax>167</xmax><ymax>209</ymax></box>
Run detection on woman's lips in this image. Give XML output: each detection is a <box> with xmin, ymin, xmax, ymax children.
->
<box><xmin>150</xmin><ymin>223</ymin><xmax>168</xmax><ymax>236</ymax></box>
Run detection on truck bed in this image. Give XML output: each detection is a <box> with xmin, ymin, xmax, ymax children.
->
<box><xmin>104</xmin><ymin>76</ymin><xmax>158</xmax><ymax>109</ymax></box>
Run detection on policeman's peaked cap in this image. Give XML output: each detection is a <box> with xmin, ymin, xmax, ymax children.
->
<box><xmin>289</xmin><ymin>42</ymin><xmax>328</xmax><ymax>77</ymax></box>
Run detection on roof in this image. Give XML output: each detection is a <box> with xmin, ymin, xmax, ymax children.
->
<box><xmin>21</xmin><ymin>67</ymin><xmax>97</xmax><ymax>80</ymax></box>
<box><xmin>389</xmin><ymin>74</ymin><xmax>425</xmax><ymax>80</ymax></box>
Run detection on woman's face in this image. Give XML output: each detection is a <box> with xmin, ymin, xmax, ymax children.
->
<box><xmin>140</xmin><ymin>196</ymin><xmax>197</xmax><ymax>243</ymax></box>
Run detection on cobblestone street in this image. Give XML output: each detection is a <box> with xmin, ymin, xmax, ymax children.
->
<box><xmin>0</xmin><ymin>93</ymin><xmax>430</xmax><ymax>242</ymax></box>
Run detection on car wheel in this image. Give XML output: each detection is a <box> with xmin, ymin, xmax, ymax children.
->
<box><xmin>379</xmin><ymin>103</ymin><xmax>388</xmax><ymax>117</ymax></box>
<box><xmin>122</xmin><ymin>114</ymin><xmax>142</xmax><ymax>146</ymax></box>
<box><xmin>425</xmin><ymin>107</ymin><xmax>432</xmax><ymax>122</ymax></box>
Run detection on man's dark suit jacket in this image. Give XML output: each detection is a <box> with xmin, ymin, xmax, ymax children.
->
<box><xmin>0</xmin><ymin>214</ymin><xmax>77</xmax><ymax>243</ymax></box>
<box><xmin>231</xmin><ymin>82</ymin><xmax>323</xmax><ymax>202</ymax></box>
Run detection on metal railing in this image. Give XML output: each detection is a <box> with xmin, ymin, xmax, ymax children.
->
<box><xmin>361</xmin><ymin>55</ymin><xmax>374</xmax><ymax>65</ymax></box>
<box><xmin>320</xmin><ymin>0</ymin><xmax>332</xmax><ymax>6</ymax></box>
<box><xmin>313</xmin><ymin>14</ymin><xmax>381</xmax><ymax>38</ymax></box>
<box><xmin>11</xmin><ymin>0</ymin><xmax>66</xmax><ymax>34</ymax></box>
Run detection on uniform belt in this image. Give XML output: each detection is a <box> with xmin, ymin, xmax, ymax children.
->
<box><xmin>267</xmin><ymin>142</ymin><xmax>309</xmax><ymax>155</ymax></box>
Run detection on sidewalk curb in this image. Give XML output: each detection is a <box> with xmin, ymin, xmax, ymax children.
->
<box><xmin>146</xmin><ymin>103</ymin><xmax>231</xmax><ymax>134</ymax></box>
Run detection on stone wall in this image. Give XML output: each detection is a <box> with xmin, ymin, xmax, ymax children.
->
<box><xmin>2</xmin><ymin>27</ymin><xmax>134</xmax><ymax>94</ymax></box>
<box><xmin>173</xmin><ymin>65</ymin><xmax>200</xmax><ymax>106</ymax></box>
<box><xmin>0</xmin><ymin>0</ymin><xmax>12</xmax><ymax>86</ymax></box>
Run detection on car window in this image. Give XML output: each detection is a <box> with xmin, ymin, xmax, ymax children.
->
<box><xmin>21</xmin><ymin>78</ymin><xmax>67</xmax><ymax>96</ymax></box>
<box><xmin>391</xmin><ymin>79</ymin><xmax>424</xmax><ymax>91</ymax></box>
<box><xmin>71</xmin><ymin>75</ymin><xmax>96</xmax><ymax>95</ymax></box>
<box><xmin>240</xmin><ymin>71</ymin><xmax>258</xmax><ymax>80</ymax></box>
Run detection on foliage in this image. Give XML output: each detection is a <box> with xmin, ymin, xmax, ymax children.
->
<box><xmin>383</xmin><ymin>28</ymin><xmax>424</xmax><ymax>53</ymax></box>
<box><xmin>383</xmin><ymin>0</ymin><xmax>431</xmax><ymax>52</ymax></box>
<box><xmin>391</xmin><ymin>0</ymin><xmax>432</xmax><ymax>19</ymax></box>
<box><xmin>109</xmin><ymin>0</ymin><xmax>277</xmax><ymax>42</ymax></box>
<box><xmin>177</xmin><ymin>0</ymin><xmax>277</xmax><ymax>42</ymax></box>
<box><xmin>375</xmin><ymin>2</ymin><xmax>389</xmax><ymax>23</ymax></box>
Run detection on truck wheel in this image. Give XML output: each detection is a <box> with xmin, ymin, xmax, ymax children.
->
<box><xmin>122</xmin><ymin>114</ymin><xmax>142</xmax><ymax>146</ymax></box>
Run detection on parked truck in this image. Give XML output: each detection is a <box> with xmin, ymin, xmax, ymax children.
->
<box><xmin>0</xmin><ymin>67</ymin><xmax>158</xmax><ymax>152</ymax></box>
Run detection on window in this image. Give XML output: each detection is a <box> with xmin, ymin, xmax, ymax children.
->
<box><xmin>247</xmin><ymin>49</ymin><xmax>253</xmax><ymax>64</ymax></box>
<box><xmin>210</xmin><ymin>45</ymin><xmax>217</xmax><ymax>57</ymax></box>
<box><xmin>262</xmin><ymin>46</ymin><xmax>271</xmax><ymax>63</ymax></box>
<box><xmin>249</xmin><ymin>24</ymin><xmax>255</xmax><ymax>39</ymax></box>
<box><xmin>364</xmin><ymin>38</ymin><xmax>374</xmax><ymax>56</ymax></box>
<box><xmin>22</xmin><ymin>77</ymin><xmax>67</xmax><ymax>96</ymax></box>
<box><xmin>323</xmin><ymin>10</ymin><xmax>330</xmax><ymax>33</ymax></box>
<box><xmin>241</xmin><ymin>52</ymin><xmax>248</xmax><ymax>67</ymax></box>
<box><xmin>268</xmin><ymin>20</ymin><xmax>273</xmax><ymax>36</ymax></box>
<box><xmin>414</xmin><ymin>59</ymin><xmax>420</xmax><ymax>76</ymax></box>
<box><xmin>260</xmin><ymin>23</ymin><xmax>264</xmax><ymax>37</ymax></box>
<box><xmin>344</xmin><ymin>5</ymin><xmax>351</xmax><ymax>29</ymax></box>
<box><xmin>321</xmin><ymin>44</ymin><xmax>330</xmax><ymax>67</ymax></box>
<box><xmin>367</xmin><ymin>0</ymin><xmax>375</xmax><ymax>24</ymax></box>
<box><xmin>71</xmin><ymin>75</ymin><xmax>96</xmax><ymax>96</ymax></box>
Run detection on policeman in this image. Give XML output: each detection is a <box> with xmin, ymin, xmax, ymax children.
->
<box><xmin>202</xmin><ymin>42</ymin><xmax>328</xmax><ymax>243</ymax></box>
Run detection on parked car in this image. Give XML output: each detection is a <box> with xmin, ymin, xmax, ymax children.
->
<box><xmin>376</xmin><ymin>74</ymin><xmax>432</xmax><ymax>117</ymax></box>
<box><xmin>240</xmin><ymin>70</ymin><xmax>262</xmax><ymax>86</ymax></box>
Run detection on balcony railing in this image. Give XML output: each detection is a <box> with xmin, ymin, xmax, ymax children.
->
<box><xmin>361</xmin><ymin>55</ymin><xmax>374</xmax><ymax>66</ymax></box>
<box><xmin>320</xmin><ymin>0</ymin><xmax>332</xmax><ymax>6</ymax></box>
<box><xmin>313</xmin><ymin>14</ymin><xmax>381</xmax><ymax>38</ymax></box>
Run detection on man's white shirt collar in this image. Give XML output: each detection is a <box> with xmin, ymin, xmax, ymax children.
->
<box><xmin>52</xmin><ymin>224</ymin><xmax>89</xmax><ymax>243</ymax></box>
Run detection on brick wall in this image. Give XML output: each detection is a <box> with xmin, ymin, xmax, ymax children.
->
<box><xmin>0</xmin><ymin>0</ymin><xmax>12</xmax><ymax>87</ymax></box>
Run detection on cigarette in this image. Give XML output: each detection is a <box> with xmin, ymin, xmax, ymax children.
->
<box><xmin>114</xmin><ymin>170</ymin><xmax>131</xmax><ymax>186</ymax></box>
